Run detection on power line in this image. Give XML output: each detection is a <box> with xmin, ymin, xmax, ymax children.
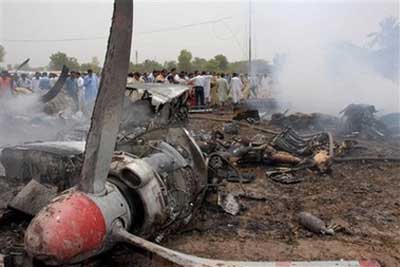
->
<box><xmin>1</xmin><ymin>16</ymin><xmax>233</xmax><ymax>43</ymax></box>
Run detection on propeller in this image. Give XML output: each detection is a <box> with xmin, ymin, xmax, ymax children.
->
<box><xmin>24</xmin><ymin>0</ymin><xmax>133</xmax><ymax>264</ymax></box>
<box><xmin>41</xmin><ymin>65</ymin><xmax>69</xmax><ymax>103</ymax></box>
<box><xmin>15</xmin><ymin>58</ymin><xmax>30</xmax><ymax>71</ymax></box>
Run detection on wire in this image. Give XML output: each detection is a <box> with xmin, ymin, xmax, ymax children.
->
<box><xmin>1</xmin><ymin>16</ymin><xmax>233</xmax><ymax>43</ymax></box>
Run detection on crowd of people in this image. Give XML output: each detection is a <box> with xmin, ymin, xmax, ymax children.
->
<box><xmin>0</xmin><ymin>69</ymin><xmax>100</xmax><ymax>104</ymax></box>
<box><xmin>127</xmin><ymin>68</ymin><xmax>274</xmax><ymax>108</ymax></box>
<box><xmin>0</xmin><ymin>67</ymin><xmax>273</xmax><ymax>110</ymax></box>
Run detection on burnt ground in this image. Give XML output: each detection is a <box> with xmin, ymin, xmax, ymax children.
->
<box><xmin>164</xmin><ymin>117</ymin><xmax>400</xmax><ymax>267</ymax></box>
<box><xmin>0</xmin><ymin>115</ymin><xmax>399</xmax><ymax>267</ymax></box>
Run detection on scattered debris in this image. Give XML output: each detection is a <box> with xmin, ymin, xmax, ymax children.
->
<box><xmin>268</xmin><ymin>172</ymin><xmax>304</xmax><ymax>184</ymax></box>
<box><xmin>233</xmin><ymin>109</ymin><xmax>260</xmax><ymax>123</ymax></box>
<box><xmin>223</xmin><ymin>121</ymin><xmax>240</xmax><ymax>135</ymax></box>
<box><xmin>379</xmin><ymin>112</ymin><xmax>400</xmax><ymax>136</ymax></box>
<box><xmin>218</xmin><ymin>192</ymin><xmax>241</xmax><ymax>216</ymax></box>
<box><xmin>271</xmin><ymin>112</ymin><xmax>338</xmax><ymax>131</ymax></box>
<box><xmin>8</xmin><ymin>180</ymin><xmax>57</xmax><ymax>216</ymax></box>
<box><xmin>298</xmin><ymin>212</ymin><xmax>337</xmax><ymax>235</ymax></box>
<box><xmin>339</xmin><ymin>104</ymin><xmax>389</xmax><ymax>139</ymax></box>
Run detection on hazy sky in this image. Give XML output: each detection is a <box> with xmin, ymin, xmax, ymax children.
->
<box><xmin>0</xmin><ymin>0</ymin><xmax>398</xmax><ymax>67</ymax></box>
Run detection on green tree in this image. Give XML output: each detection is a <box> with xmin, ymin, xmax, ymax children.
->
<box><xmin>192</xmin><ymin>57</ymin><xmax>207</xmax><ymax>71</ymax></box>
<box><xmin>130</xmin><ymin>59</ymin><xmax>163</xmax><ymax>73</ymax></box>
<box><xmin>80</xmin><ymin>57</ymin><xmax>101</xmax><ymax>73</ymax></box>
<box><xmin>49</xmin><ymin>52</ymin><xmax>80</xmax><ymax>71</ymax></box>
<box><xmin>0</xmin><ymin>45</ymin><xmax>4</xmax><ymax>63</ymax></box>
<box><xmin>214</xmin><ymin>54</ymin><xmax>228</xmax><ymax>71</ymax></box>
<box><xmin>164</xmin><ymin>60</ymin><xmax>177</xmax><ymax>70</ymax></box>
<box><xmin>177</xmin><ymin>49</ymin><xmax>192</xmax><ymax>72</ymax></box>
<box><xmin>205</xmin><ymin>59</ymin><xmax>219</xmax><ymax>72</ymax></box>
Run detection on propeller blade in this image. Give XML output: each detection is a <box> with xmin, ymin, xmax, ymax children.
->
<box><xmin>41</xmin><ymin>65</ymin><xmax>69</xmax><ymax>103</ymax></box>
<box><xmin>79</xmin><ymin>0</ymin><xmax>133</xmax><ymax>193</ymax></box>
<box><xmin>16</xmin><ymin>58</ymin><xmax>30</xmax><ymax>71</ymax></box>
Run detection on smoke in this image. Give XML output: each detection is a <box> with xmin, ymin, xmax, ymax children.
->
<box><xmin>0</xmin><ymin>94</ymin><xmax>72</xmax><ymax>147</ymax></box>
<box><xmin>274</xmin><ymin>43</ymin><xmax>399</xmax><ymax>115</ymax></box>
<box><xmin>248</xmin><ymin>1</ymin><xmax>399</xmax><ymax>116</ymax></box>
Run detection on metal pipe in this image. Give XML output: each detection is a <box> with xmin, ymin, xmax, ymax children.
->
<box><xmin>114</xmin><ymin>222</ymin><xmax>380</xmax><ymax>267</ymax></box>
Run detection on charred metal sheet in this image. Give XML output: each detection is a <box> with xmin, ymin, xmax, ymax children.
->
<box><xmin>15</xmin><ymin>58</ymin><xmax>30</xmax><ymax>71</ymax></box>
<box><xmin>121</xmin><ymin>84</ymin><xmax>189</xmax><ymax>132</ymax></box>
<box><xmin>0</xmin><ymin>141</ymin><xmax>84</xmax><ymax>188</ymax></box>
<box><xmin>41</xmin><ymin>65</ymin><xmax>69</xmax><ymax>103</ymax></box>
<box><xmin>126</xmin><ymin>83</ymin><xmax>189</xmax><ymax>106</ymax></box>
<box><xmin>79</xmin><ymin>0</ymin><xmax>133</xmax><ymax>194</ymax></box>
<box><xmin>8</xmin><ymin>179</ymin><xmax>57</xmax><ymax>216</ymax></box>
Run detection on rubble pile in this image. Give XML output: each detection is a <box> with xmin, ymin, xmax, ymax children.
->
<box><xmin>339</xmin><ymin>104</ymin><xmax>389</xmax><ymax>138</ymax></box>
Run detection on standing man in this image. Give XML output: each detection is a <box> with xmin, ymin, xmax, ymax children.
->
<box><xmin>217</xmin><ymin>73</ymin><xmax>229</xmax><ymax>107</ymax></box>
<box><xmin>156</xmin><ymin>69</ymin><xmax>167</xmax><ymax>83</ymax></box>
<box><xmin>190</xmin><ymin>70</ymin><xmax>205</xmax><ymax>108</ymax></box>
<box><xmin>0</xmin><ymin>71</ymin><xmax>12</xmax><ymax>98</ymax></box>
<box><xmin>167</xmin><ymin>68</ymin><xmax>179</xmax><ymax>84</ymax></box>
<box><xmin>76</xmin><ymin>72</ymin><xmax>85</xmax><ymax>111</ymax></box>
<box><xmin>210</xmin><ymin>73</ymin><xmax>219</xmax><ymax>107</ymax></box>
<box><xmin>230</xmin><ymin>73</ymin><xmax>243</xmax><ymax>105</ymax></box>
<box><xmin>39</xmin><ymin>72</ymin><xmax>50</xmax><ymax>90</ymax></box>
<box><xmin>49</xmin><ymin>73</ymin><xmax>58</xmax><ymax>88</ymax></box>
<box><xmin>202</xmin><ymin>71</ymin><xmax>212</xmax><ymax>105</ymax></box>
<box><xmin>83</xmin><ymin>69</ymin><xmax>99</xmax><ymax>102</ymax></box>
<box><xmin>65</xmin><ymin>71</ymin><xmax>78</xmax><ymax>109</ymax></box>
<box><xmin>18</xmin><ymin>73</ymin><xmax>32</xmax><ymax>90</ymax></box>
<box><xmin>31</xmin><ymin>72</ymin><xmax>41</xmax><ymax>92</ymax></box>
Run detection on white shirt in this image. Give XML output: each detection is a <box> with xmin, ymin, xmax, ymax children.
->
<box><xmin>191</xmin><ymin>75</ymin><xmax>204</xmax><ymax>87</ymax></box>
<box><xmin>230</xmin><ymin>77</ymin><xmax>243</xmax><ymax>92</ymax></box>
<box><xmin>31</xmin><ymin>78</ymin><xmax>40</xmax><ymax>92</ymax></box>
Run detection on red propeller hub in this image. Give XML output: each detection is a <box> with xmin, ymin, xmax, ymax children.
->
<box><xmin>24</xmin><ymin>190</ymin><xmax>107</xmax><ymax>265</ymax></box>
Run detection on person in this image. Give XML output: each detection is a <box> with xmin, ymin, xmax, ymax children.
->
<box><xmin>167</xmin><ymin>68</ymin><xmax>179</xmax><ymax>84</ymax></box>
<box><xmin>65</xmin><ymin>71</ymin><xmax>79</xmax><ymax>109</ymax></box>
<box><xmin>190</xmin><ymin>70</ymin><xmax>205</xmax><ymax>108</ymax></box>
<box><xmin>31</xmin><ymin>72</ymin><xmax>41</xmax><ymax>92</ymax></box>
<box><xmin>17</xmin><ymin>73</ymin><xmax>32</xmax><ymax>90</ymax></box>
<box><xmin>133</xmin><ymin>72</ymin><xmax>144</xmax><ymax>83</ymax></box>
<box><xmin>210</xmin><ymin>73</ymin><xmax>219</xmax><ymax>107</ymax></box>
<box><xmin>217</xmin><ymin>73</ymin><xmax>229</xmax><ymax>107</ymax></box>
<box><xmin>127</xmin><ymin>72</ymin><xmax>135</xmax><ymax>84</ymax></box>
<box><xmin>39</xmin><ymin>72</ymin><xmax>50</xmax><ymax>90</ymax></box>
<box><xmin>84</xmin><ymin>69</ymin><xmax>99</xmax><ymax>102</ymax></box>
<box><xmin>241</xmin><ymin>74</ymin><xmax>250</xmax><ymax>99</ymax></box>
<box><xmin>156</xmin><ymin>69</ymin><xmax>167</xmax><ymax>83</ymax></box>
<box><xmin>202</xmin><ymin>71</ymin><xmax>212</xmax><ymax>104</ymax></box>
<box><xmin>230</xmin><ymin>73</ymin><xmax>243</xmax><ymax>105</ymax></box>
<box><xmin>142</xmin><ymin>72</ymin><xmax>150</xmax><ymax>83</ymax></box>
<box><xmin>176</xmin><ymin>71</ymin><xmax>187</xmax><ymax>84</ymax></box>
<box><xmin>75</xmin><ymin>72</ymin><xmax>85</xmax><ymax>111</ymax></box>
<box><xmin>49</xmin><ymin>73</ymin><xmax>58</xmax><ymax>88</ymax></box>
<box><xmin>0</xmin><ymin>71</ymin><xmax>12</xmax><ymax>98</ymax></box>
<box><xmin>260</xmin><ymin>73</ymin><xmax>272</xmax><ymax>98</ymax></box>
<box><xmin>147</xmin><ymin>70</ymin><xmax>157</xmax><ymax>83</ymax></box>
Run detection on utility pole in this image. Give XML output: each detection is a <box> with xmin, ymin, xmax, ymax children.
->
<box><xmin>135</xmin><ymin>50</ymin><xmax>138</xmax><ymax>65</ymax></box>
<box><xmin>248</xmin><ymin>0</ymin><xmax>252</xmax><ymax>76</ymax></box>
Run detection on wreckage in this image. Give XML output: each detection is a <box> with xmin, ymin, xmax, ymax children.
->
<box><xmin>0</xmin><ymin>1</ymin><xmax>388</xmax><ymax>267</ymax></box>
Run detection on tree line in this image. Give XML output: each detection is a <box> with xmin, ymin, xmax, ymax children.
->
<box><xmin>129</xmin><ymin>49</ymin><xmax>272</xmax><ymax>74</ymax></box>
<box><xmin>0</xmin><ymin>47</ymin><xmax>273</xmax><ymax>75</ymax></box>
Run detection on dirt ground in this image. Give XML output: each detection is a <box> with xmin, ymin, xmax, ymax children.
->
<box><xmin>0</xmin><ymin>115</ymin><xmax>399</xmax><ymax>267</ymax></box>
<box><xmin>163</xmin><ymin>117</ymin><xmax>400</xmax><ymax>267</ymax></box>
